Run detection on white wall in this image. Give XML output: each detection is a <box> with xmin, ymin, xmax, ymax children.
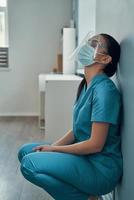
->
<box><xmin>96</xmin><ymin>0</ymin><xmax>134</xmax><ymax>199</ymax></box>
<box><xmin>0</xmin><ymin>0</ymin><xmax>71</xmax><ymax>116</ymax></box>
<box><xmin>78</xmin><ymin>0</ymin><xmax>96</xmax><ymax>44</ymax></box>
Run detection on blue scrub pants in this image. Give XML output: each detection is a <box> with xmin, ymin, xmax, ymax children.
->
<box><xmin>18</xmin><ymin>142</ymin><xmax>113</xmax><ymax>200</ymax></box>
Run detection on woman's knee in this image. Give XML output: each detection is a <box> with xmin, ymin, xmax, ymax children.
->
<box><xmin>18</xmin><ymin>143</ymin><xmax>36</xmax><ymax>162</ymax></box>
<box><xmin>18</xmin><ymin>142</ymin><xmax>51</xmax><ymax>162</ymax></box>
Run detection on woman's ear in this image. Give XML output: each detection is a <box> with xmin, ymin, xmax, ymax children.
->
<box><xmin>101</xmin><ymin>55</ymin><xmax>112</xmax><ymax>65</ymax></box>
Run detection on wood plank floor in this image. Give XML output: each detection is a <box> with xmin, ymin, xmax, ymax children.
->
<box><xmin>0</xmin><ymin>117</ymin><xmax>54</xmax><ymax>200</ymax></box>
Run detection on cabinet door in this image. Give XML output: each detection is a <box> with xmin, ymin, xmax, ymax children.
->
<box><xmin>44</xmin><ymin>80</ymin><xmax>81</xmax><ymax>142</ymax></box>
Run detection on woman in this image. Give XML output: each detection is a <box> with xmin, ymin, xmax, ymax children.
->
<box><xmin>18</xmin><ymin>33</ymin><xmax>123</xmax><ymax>200</ymax></box>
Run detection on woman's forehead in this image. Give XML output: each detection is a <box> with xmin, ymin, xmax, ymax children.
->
<box><xmin>89</xmin><ymin>35</ymin><xmax>106</xmax><ymax>43</ymax></box>
<box><xmin>89</xmin><ymin>35</ymin><xmax>108</xmax><ymax>50</ymax></box>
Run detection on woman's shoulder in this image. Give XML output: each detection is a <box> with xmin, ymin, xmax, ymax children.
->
<box><xmin>93</xmin><ymin>77</ymin><xmax>122</xmax><ymax>102</ymax></box>
<box><xmin>95</xmin><ymin>77</ymin><xmax>121</xmax><ymax>93</ymax></box>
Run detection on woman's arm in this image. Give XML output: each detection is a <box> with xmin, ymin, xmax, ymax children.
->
<box><xmin>51</xmin><ymin>129</ymin><xmax>75</xmax><ymax>146</ymax></box>
<box><xmin>33</xmin><ymin>130</ymin><xmax>76</xmax><ymax>152</ymax></box>
<box><xmin>51</xmin><ymin>122</ymin><xmax>110</xmax><ymax>155</ymax></box>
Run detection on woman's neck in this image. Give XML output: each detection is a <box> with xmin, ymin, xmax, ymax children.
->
<box><xmin>84</xmin><ymin>66</ymin><xmax>104</xmax><ymax>86</ymax></box>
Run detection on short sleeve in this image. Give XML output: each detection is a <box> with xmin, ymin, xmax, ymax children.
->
<box><xmin>91</xmin><ymin>86</ymin><xmax>121</xmax><ymax>125</ymax></box>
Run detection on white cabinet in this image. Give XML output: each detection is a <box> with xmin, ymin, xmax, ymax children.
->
<box><xmin>38</xmin><ymin>74</ymin><xmax>82</xmax><ymax>142</ymax></box>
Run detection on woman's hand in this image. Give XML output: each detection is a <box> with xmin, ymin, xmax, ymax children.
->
<box><xmin>33</xmin><ymin>145</ymin><xmax>54</xmax><ymax>152</ymax></box>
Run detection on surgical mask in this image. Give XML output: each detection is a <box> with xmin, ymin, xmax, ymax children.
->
<box><xmin>69</xmin><ymin>32</ymin><xmax>108</xmax><ymax>68</ymax></box>
<box><xmin>77</xmin><ymin>43</ymin><xmax>95</xmax><ymax>67</ymax></box>
<box><xmin>77</xmin><ymin>43</ymin><xmax>107</xmax><ymax>67</ymax></box>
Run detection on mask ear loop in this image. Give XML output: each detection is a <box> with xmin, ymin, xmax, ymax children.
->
<box><xmin>96</xmin><ymin>52</ymin><xmax>107</xmax><ymax>56</ymax></box>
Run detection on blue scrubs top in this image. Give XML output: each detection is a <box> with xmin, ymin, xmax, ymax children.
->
<box><xmin>72</xmin><ymin>73</ymin><xmax>123</xmax><ymax>185</ymax></box>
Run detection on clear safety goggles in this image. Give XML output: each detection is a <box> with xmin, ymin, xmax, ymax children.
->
<box><xmin>69</xmin><ymin>32</ymin><xmax>108</xmax><ymax>61</ymax></box>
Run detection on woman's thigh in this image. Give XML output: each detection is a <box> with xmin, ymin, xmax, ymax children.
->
<box><xmin>20</xmin><ymin>151</ymin><xmax>98</xmax><ymax>195</ymax></box>
<box><xmin>21</xmin><ymin>167</ymin><xmax>89</xmax><ymax>200</ymax></box>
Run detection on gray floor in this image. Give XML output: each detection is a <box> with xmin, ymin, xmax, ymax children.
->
<box><xmin>0</xmin><ymin>117</ymin><xmax>54</xmax><ymax>200</ymax></box>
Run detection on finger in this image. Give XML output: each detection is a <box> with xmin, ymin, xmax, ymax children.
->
<box><xmin>32</xmin><ymin>146</ymin><xmax>41</xmax><ymax>151</ymax></box>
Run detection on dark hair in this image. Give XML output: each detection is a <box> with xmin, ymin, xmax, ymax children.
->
<box><xmin>100</xmin><ymin>33</ymin><xmax>120</xmax><ymax>77</ymax></box>
<box><xmin>76</xmin><ymin>33</ymin><xmax>120</xmax><ymax>101</ymax></box>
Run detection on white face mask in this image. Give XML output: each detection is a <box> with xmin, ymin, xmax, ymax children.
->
<box><xmin>77</xmin><ymin>43</ymin><xmax>95</xmax><ymax>67</ymax></box>
<box><xmin>69</xmin><ymin>32</ymin><xmax>108</xmax><ymax>68</ymax></box>
<box><xmin>77</xmin><ymin>43</ymin><xmax>106</xmax><ymax>68</ymax></box>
